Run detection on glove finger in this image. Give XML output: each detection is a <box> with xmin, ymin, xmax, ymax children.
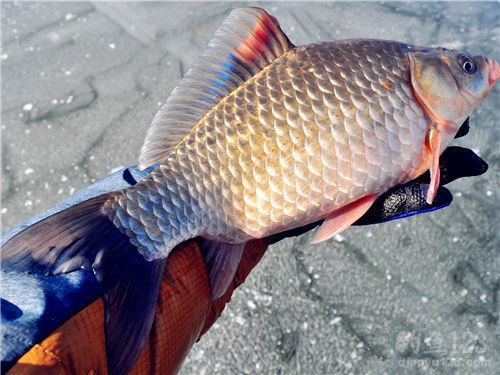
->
<box><xmin>415</xmin><ymin>146</ymin><xmax>488</xmax><ymax>185</ymax></box>
<box><xmin>353</xmin><ymin>183</ymin><xmax>452</xmax><ymax>225</ymax></box>
<box><xmin>454</xmin><ymin>117</ymin><xmax>470</xmax><ymax>138</ymax></box>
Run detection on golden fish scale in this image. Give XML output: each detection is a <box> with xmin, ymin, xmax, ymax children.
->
<box><xmin>106</xmin><ymin>40</ymin><xmax>429</xmax><ymax>260</ymax></box>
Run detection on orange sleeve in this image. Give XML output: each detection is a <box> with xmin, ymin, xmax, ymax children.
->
<box><xmin>8</xmin><ymin>239</ymin><xmax>269</xmax><ymax>375</ymax></box>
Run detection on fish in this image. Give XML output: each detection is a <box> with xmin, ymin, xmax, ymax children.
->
<box><xmin>2</xmin><ymin>7</ymin><xmax>498</xmax><ymax>374</ymax></box>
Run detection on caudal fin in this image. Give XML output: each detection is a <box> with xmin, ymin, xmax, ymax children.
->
<box><xmin>1</xmin><ymin>193</ymin><xmax>167</xmax><ymax>375</ymax></box>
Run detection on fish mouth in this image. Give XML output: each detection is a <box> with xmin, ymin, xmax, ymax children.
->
<box><xmin>487</xmin><ymin>57</ymin><xmax>500</xmax><ymax>85</ymax></box>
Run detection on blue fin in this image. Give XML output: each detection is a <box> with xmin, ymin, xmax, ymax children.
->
<box><xmin>139</xmin><ymin>7</ymin><xmax>294</xmax><ymax>169</ymax></box>
<box><xmin>200</xmin><ymin>240</ymin><xmax>246</xmax><ymax>301</ymax></box>
<box><xmin>1</xmin><ymin>194</ymin><xmax>167</xmax><ymax>374</ymax></box>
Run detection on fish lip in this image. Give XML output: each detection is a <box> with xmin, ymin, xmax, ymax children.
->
<box><xmin>487</xmin><ymin>57</ymin><xmax>500</xmax><ymax>85</ymax></box>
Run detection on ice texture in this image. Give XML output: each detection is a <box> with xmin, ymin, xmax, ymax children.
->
<box><xmin>1</xmin><ymin>2</ymin><xmax>498</xmax><ymax>374</ymax></box>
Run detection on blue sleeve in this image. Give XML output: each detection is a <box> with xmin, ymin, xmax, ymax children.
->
<box><xmin>1</xmin><ymin>165</ymin><xmax>156</xmax><ymax>370</ymax></box>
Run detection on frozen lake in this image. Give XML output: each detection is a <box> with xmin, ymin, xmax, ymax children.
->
<box><xmin>2</xmin><ymin>2</ymin><xmax>499</xmax><ymax>374</ymax></box>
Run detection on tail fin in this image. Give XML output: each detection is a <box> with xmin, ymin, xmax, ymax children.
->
<box><xmin>1</xmin><ymin>194</ymin><xmax>167</xmax><ymax>375</ymax></box>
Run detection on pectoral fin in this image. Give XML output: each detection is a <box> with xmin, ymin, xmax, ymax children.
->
<box><xmin>312</xmin><ymin>194</ymin><xmax>380</xmax><ymax>244</ymax></box>
<box><xmin>426</xmin><ymin>129</ymin><xmax>442</xmax><ymax>204</ymax></box>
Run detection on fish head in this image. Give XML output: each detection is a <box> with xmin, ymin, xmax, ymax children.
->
<box><xmin>409</xmin><ymin>47</ymin><xmax>499</xmax><ymax>135</ymax></box>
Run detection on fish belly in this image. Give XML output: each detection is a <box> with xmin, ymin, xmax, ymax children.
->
<box><xmin>108</xmin><ymin>40</ymin><xmax>430</xmax><ymax>259</ymax></box>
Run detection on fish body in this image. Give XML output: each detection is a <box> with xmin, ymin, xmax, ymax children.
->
<box><xmin>2</xmin><ymin>7</ymin><xmax>498</xmax><ymax>374</ymax></box>
<box><xmin>107</xmin><ymin>39</ymin><xmax>431</xmax><ymax>259</ymax></box>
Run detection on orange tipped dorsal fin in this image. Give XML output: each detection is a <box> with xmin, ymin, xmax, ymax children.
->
<box><xmin>312</xmin><ymin>194</ymin><xmax>380</xmax><ymax>244</ymax></box>
<box><xmin>139</xmin><ymin>7</ymin><xmax>294</xmax><ymax>169</ymax></box>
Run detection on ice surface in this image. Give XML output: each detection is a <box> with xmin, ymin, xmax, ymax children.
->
<box><xmin>1</xmin><ymin>2</ymin><xmax>498</xmax><ymax>374</ymax></box>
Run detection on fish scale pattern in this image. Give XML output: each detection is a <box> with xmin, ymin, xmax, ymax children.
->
<box><xmin>105</xmin><ymin>40</ymin><xmax>430</xmax><ymax>260</ymax></box>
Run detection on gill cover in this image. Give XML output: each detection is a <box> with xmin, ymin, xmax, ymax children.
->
<box><xmin>408</xmin><ymin>50</ymin><xmax>461</xmax><ymax>125</ymax></box>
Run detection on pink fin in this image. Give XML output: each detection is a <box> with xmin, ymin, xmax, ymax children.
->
<box><xmin>312</xmin><ymin>194</ymin><xmax>380</xmax><ymax>244</ymax></box>
<box><xmin>200</xmin><ymin>240</ymin><xmax>246</xmax><ymax>301</ymax></box>
<box><xmin>426</xmin><ymin>130</ymin><xmax>442</xmax><ymax>204</ymax></box>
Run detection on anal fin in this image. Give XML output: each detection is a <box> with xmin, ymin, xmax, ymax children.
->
<box><xmin>312</xmin><ymin>194</ymin><xmax>380</xmax><ymax>244</ymax></box>
<box><xmin>200</xmin><ymin>240</ymin><xmax>245</xmax><ymax>301</ymax></box>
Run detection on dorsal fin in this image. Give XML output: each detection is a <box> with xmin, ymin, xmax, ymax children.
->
<box><xmin>138</xmin><ymin>7</ymin><xmax>294</xmax><ymax>169</ymax></box>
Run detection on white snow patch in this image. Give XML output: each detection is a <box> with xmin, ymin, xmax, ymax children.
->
<box><xmin>247</xmin><ymin>300</ymin><xmax>256</xmax><ymax>310</ymax></box>
<box><xmin>233</xmin><ymin>315</ymin><xmax>246</xmax><ymax>326</ymax></box>
<box><xmin>24</xmin><ymin>168</ymin><xmax>34</xmax><ymax>175</ymax></box>
<box><xmin>24</xmin><ymin>200</ymin><xmax>33</xmax><ymax>207</ymax></box>
<box><xmin>108</xmin><ymin>43</ymin><xmax>116</xmax><ymax>49</ymax></box>
<box><xmin>334</xmin><ymin>234</ymin><xmax>344</xmax><ymax>242</ymax></box>
<box><xmin>23</xmin><ymin>103</ymin><xmax>34</xmax><ymax>111</ymax></box>
<box><xmin>329</xmin><ymin>317</ymin><xmax>342</xmax><ymax>325</ymax></box>
<box><xmin>65</xmin><ymin>13</ymin><xmax>75</xmax><ymax>21</ymax></box>
<box><xmin>477</xmin><ymin>321</ymin><xmax>484</xmax><ymax>328</ymax></box>
<box><xmin>64</xmin><ymin>70</ymin><xmax>72</xmax><ymax>76</ymax></box>
<box><xmin>110</xmin><ymin>166</ymin><xmax>125</xmax><ymax>174</ymax></box>
<box><xmin>252</xmin><ymin>290</ymin><xmax>273</xmax><ymax>305</ymax></box>
<box><xmin>486</xmin><ymin>190</ymin><xmax>492</xmax><ymax>197</ymax></box>
<box><xmin>1</xmin><ymin>208</ymin><xmax>8</xmax><ymax>214</ymax></box>
<box><xmin>192</xmin><ymin>349</ymin><xmax>204</xmax><ymax>360</ymax></box>
<box><xmin>421</xmin><ymin>296</ymin><xmax>428</xmax><ymax>303</ymax></box>
<box><xmin>437</xmin><ymin>40</ymin><xmax>464</xmax><ymax>50</ymax></box>
<box><xmin>61</xmin><ymin>175</ymin><xmax>68</xmax><ymax>182</ymax></box>
<box><xmin>480</xmin><ymin>294</ymin><xmax>487</xmax><ymax>303</ymax></box>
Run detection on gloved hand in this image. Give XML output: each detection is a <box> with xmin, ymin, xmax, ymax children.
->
<box><xmin>8</xmin><ymin>120</ymin><xmax>488</xmax><ymax>374</ymax></box>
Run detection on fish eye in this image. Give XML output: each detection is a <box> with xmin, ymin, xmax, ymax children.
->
<box><xmin>458</xmin><ymin>55</ymin><xmax>476</xmax><ymax>74</ymax></box>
